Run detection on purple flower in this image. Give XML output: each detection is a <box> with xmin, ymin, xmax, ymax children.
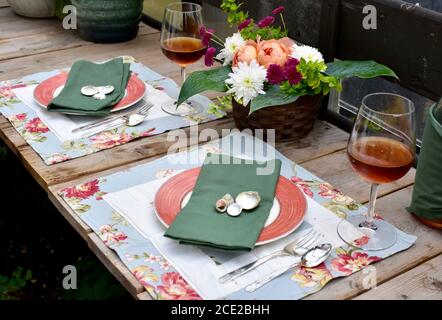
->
<box><xmin>257</xmin><ymin>16</ymin><xmax>275</xmax><ymax>28</ymax></box>
<box><xmin>283</xmin><ymin>58</ymin><xmax>302</xmax><ymax>85</ymax></box>
<box><xmin>238</xmin><ymin>19</ymin><xmax>252</xmax><ymax>31</ymax></box>
<box><xmin>204</xmin><ymin>47</ymin><xmax>216</xmax><ymax>66</ymax></box>
<box><xmin>272</xmin><ymin>6</ymin><xmax>285</xmax><ymax>15</ymax></box>
<box><xmin>285</xmin><ymin>58</ymin><xmax>299</xmax><ymax>69</ymax></box>
<box><xmin>267</xmin><ymin>64</ymin><xmax>285</xmax><ymax>85</ymax></box>
<box><xmin>199</xmin><ymin>26</ymin><xmax>215</xmax><ymax>46</ymax></box>
<box><xmin>199</xmin><ymin>26</ymin><xmax>206</xmax><ymax>37</ymax></box>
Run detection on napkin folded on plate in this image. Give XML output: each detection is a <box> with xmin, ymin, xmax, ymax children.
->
<box><xmin>164</xmin><ymin>153</ymin><xmax>282</xmax><ymax>251</ymax></box>
<box><xmin>47</xmin><ymin>58</ymin><xmax>131</xmax><ymax>116</ymax></box>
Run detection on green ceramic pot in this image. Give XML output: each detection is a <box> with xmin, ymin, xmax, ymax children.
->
<box><xmin>71</xmin><ymin>0</ymin><xmax>143</xmax><ymax>43</ymax></box>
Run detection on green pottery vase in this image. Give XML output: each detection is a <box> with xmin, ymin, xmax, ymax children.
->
<box><xmin>71</xmin><ymin>0</ymin><xmax>143</xmax><ymax>43</ymax></box>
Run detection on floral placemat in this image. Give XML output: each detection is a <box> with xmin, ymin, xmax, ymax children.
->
<box><xmin>0</xmin><ymin>58</ymin><xmax>221</xmax><ymax>165</ymax></box>
<box><xmin>57</xmin><ymin>132</ymin><xmax>416</xmax><ymax>300</ymax></box>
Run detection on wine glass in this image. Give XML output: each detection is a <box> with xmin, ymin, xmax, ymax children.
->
<box><xmin>337</xmin><ymin>93</ymin><xmax>416</xmax><ymax>250</ymax></box>
<box><xmin>160</xmin><ymin>2</ymin><xmax>207</xmax><ymax>116</ymax></box>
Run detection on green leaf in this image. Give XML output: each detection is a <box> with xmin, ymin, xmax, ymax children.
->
<box><xmin>12</xmin><ymin>267</ymin><xmax>23</xmax><ymax>279</ymax></box>
<box><xmin>326</xmin><ymin>60</ymin><xmax>398</xmax><ymax>80</ymax></box>
<box><xmin>24</xmin><ymin>270</ymin><xmax>32</xmax><ymax>281</ymax></box>
<box><xmin>249</xmin><ymin>85</ymin><xmax>299</xmax><ymax>114</ymax></box>
<box><xmin>18</xmin><ymin>279</ymin><xmax>26</xmax><ymax>288</ymax></box>
<box><xmin>177</xmin><ymin>66</ymin><xmax>231</xmax><ymax>106</ymax></box>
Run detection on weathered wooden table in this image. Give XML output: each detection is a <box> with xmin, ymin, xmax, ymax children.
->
<box><xmin>1</xmin><ymin>5</ymin><xmax>441</xmax><ymax>300</ymax></box>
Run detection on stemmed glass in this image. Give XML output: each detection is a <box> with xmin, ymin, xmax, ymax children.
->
<box><xmin>160</xmin><ymin>2</ymin><xmax>207</xmax><ymax>116</ymax></box>
<box><xmin>337</xmin><ymin>93</ymin><xmax>416</xmax><ymax>250</ymax></box>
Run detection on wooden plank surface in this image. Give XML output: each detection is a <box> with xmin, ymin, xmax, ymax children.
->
<box><xmin>0</xmin><ymin>24</ymin><xmax>158</xmax><ymax>61</ymax></box>
<box><xmin>0</xmin><ymin>115</ymin><xmax>9</xmax><ymax>128</ymax></box>
<box><xmin>136</xmin><ymin>291</ymin><xmax>153</xmax><ymax>300</ymax></box>
<box><xmin>1</xmin><ymin>9</ymin><xmax>434</xmax><ymax>301</ymax></box>
<box><xmin>0</xmin><ymin>7</ymin><xmax>156</xmax><ymax>41</ymax></box>
<box><xmin>354</xmin><ymin>254</ymin><xmax>442</xmax><ymax>300</ymax></box>
<box><xmin>0</xmin><ymin>124</ymin><xmax>26</xmax><ymax>156</ymax></box>
<box><xmin>277</xmin><ymin>121</ymin><xmax>348</xmax><ymax>164</ymax></box>
<box><xmin>307</xmin><ymin>186</ymin><xmax>442</xmax><ymax>300</ymax></box>
<box><xmin>48</xmin><ymin>191</ymin><xmax>92</xmax><ymax>239</ymax></box>
<box><xmin>0</xmin><ymin>30</ymin><xmax>206</xmax><ymax>83</ymax></box>
<box><xmin>86</xmin><ymin>233</ymin><xmax>144</xmax><ymax>298</ymax></box>
<box><xmin>0</xmin><ymin>11</ymin><xmax>61</xmax><ymax>40</ymax></box>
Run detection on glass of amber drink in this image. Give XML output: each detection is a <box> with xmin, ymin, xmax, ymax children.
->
<box><xmin>338</xmin><ymin>93</ymin><xmax>416</xmax><ymax>250</ymax></box>
<box><xmin>160</xmin><ymin>2</ymin><xmax>206</xmax><ymax>116</ymax></box>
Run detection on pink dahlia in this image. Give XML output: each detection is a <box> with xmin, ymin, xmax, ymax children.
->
<box><xmin>266</xmin><ymin>64</ymin><xmax>285</xmax><ymax>85</ymax></box>
<box><xmin>283</xmin><ymin>58</ymin><xmax>302</xmax><ymax>85</ymax></box>
<box><xmin>238</xmin><ymin>19</ymin><xmax>252</xmax><ymax>31</ymax></box>
<box><xmin>272</xmin><ymin>6</ymin><xmax>285</xmax><ymax>15</ymax></box>
<box><xmin>257</xmin><ymin>16</ymin><xmax>275</xmax><ymax>28</ymax></box>
<box><xmin>199</xmin><ymin>26</ymin><xmax>214</xmax><ymax>47</ymax></box>
<box><xmin>204</xmin><ymin>47</ymin><xmax>216</xmax><ymax>66</ymax></box>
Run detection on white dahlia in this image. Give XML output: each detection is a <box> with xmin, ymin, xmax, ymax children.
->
<box><xmin>291</xmin><ymin>44</ymin><xmax>324</xmax><ymax>63</ymax></box>
<box><xmin>225</xmin><ymin>60</ymin><xmax>267</xmax><ymax>106</ymax></box>
<box><xmin>216</xmin><ymin>32</ymin><xmax>246</xmax><ymax>65</ymax></box>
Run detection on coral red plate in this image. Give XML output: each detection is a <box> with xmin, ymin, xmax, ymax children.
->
<box><xmin>33</xmin><ymin>72</ymin><xmax>146</xmax><ymax>113</ymax></box>
<box><xmin>154</xmin><ymin>167</ymin><xmax>307</xmax><ymax>246</ymax></box>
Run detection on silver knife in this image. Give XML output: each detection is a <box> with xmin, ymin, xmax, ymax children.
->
<box><xmin>71</xmin><ymin>100</ymin><xmax>147</xmax><ymax>133</ymax></box>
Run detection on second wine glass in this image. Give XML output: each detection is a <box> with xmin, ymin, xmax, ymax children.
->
<box><xmin>337</xmin><ymin>93</ymin><xmax>416</xmax><ymax>251</ymax></box>
<box><xmin>160</xmin><ymin>2</ymin><xmax>207</xmax><ymax>116</ymax></box>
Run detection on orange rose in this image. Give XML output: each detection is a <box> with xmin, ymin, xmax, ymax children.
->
<box><xmin>256</xmin><ymin>37</ymin><xmax>294</xmax><ymax>68</ymax></box>
<box><xmin>232</xmin><ymin>40</ymin><xmax>258</xmax><ymax>67</ymax></box>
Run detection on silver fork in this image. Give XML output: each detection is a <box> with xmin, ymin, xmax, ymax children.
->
<box><xmin>72</xmin><ymin>100</ymin><xmax>153</xmax><ymax>134</ymax></box>
<box><xmin>245</xmin><ymin>238</ymin><xmax>325</xmax><ymax>292</ymax></box>
<box><xmin>219</xmin><ymin>229</ymin><xmax>321</xmax><ymax>284</ymax></box>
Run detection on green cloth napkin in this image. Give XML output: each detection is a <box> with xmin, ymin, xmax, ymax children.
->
<box><xmin>407</xmin><ymin>101</ymin><xmax>442</xmax><ymax>220</ymax></box>
<box><xmin>47</xmin><ymin>58</ymin><xmax>131</xmax><ymax>116</ymax></box>
<box><xmin>164</xmin><ymin>154</ymin><xmax>282</xmax><ymax>251</ymax></box>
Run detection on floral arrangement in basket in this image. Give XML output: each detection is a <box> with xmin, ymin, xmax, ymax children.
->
<box><xmin>177</xmin><ymin>0</ymin><xmax>398</xmax><ymax>116</ymax></box>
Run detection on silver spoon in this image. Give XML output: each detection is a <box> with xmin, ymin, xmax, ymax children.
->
<box><xmin>245</xmin><ymin>243</ymin><xmax>332</xmax><ymax>292</ymax></box>
<box><xmin>80</xmin><ymin>111</ymin><xmax>150</xmax><ymax>138</ymax></box>
<box><xmin>219</xmin><ymin>229</ymin><xmax>321</xmax><ymax>284</ymax></box>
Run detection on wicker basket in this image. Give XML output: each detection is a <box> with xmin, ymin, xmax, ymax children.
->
<box><xmin>232</xmin><ymin>95</ymin><xmax>323</xmax><ymax>141</ymax></box>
